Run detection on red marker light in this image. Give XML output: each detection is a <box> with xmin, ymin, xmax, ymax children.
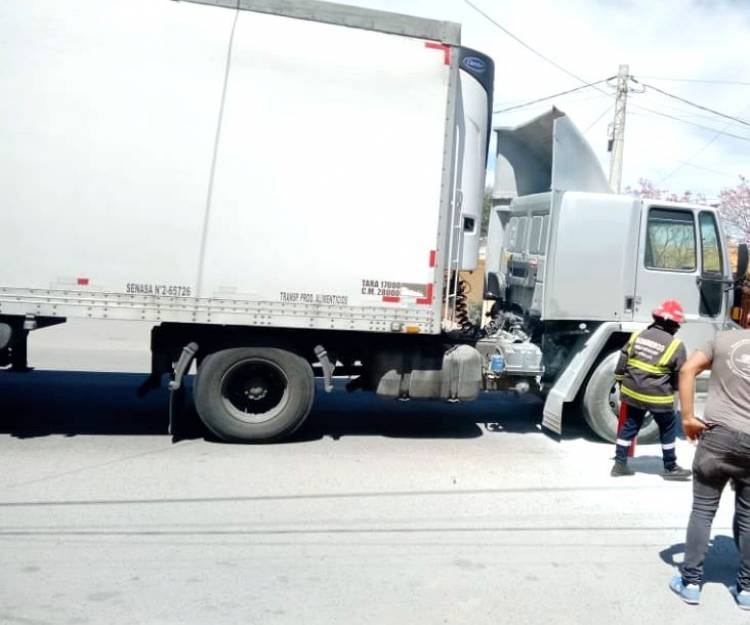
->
<box><xmin>425</xmin><ymin>41</ymin><xmax>451</xmax><ymax>65</ymax></box>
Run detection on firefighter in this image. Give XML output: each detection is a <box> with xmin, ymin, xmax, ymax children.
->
<box><xmin>610</xmin><ymin>299</ymin><xmax>692</xmax><ymax>480</ymax></box>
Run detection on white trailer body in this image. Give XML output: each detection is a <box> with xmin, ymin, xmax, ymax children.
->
<box><xmin>0</xmin><ymin>0</ymin><xmax>492</xmax><ymax>335</ymax></box>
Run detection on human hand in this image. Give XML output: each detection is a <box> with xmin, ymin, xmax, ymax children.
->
<box><xmin>682</xmin><ymin>416</ymin><xmax>707</xmax><ymax>442</ymax></box>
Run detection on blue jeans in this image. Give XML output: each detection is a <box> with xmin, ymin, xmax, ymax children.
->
<box><xmin>681</xmin><ymin>425</ymin><xmax>750</xmax><ymax>588</ymax></box>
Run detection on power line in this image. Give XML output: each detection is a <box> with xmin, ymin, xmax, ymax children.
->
<box><xmin>633</xmin><ymin>94</ymin><xmax>747</xmax><ymax>127</ymax></box>
<box><xmin>630</xmin><ymin>105</ymin><xmax>750</xmax><ymax>142</ymax></box>
<box><xmin>638</xmin><ymin>76</ymin><xmax>750</xmax><ymax>87</ymax></box>
<box><xmin>464</xmin><ymin>0</ymin><xmax>608</xmax><ymax>95</ymax></box>
<box><xmin>657</xmin><ymin>105</ymin><xmax>750</xmax><ymax>183</ymax></box>
<box><xmin>632</xmin><ymin>78</ymin><xmax>750</xmax><ymax>128</ymax></box>
<box><xmin>495</xmin><ymin>91</ymin><xmax>610</xmax><ymax>111</ymax></box>
<box><xmin>493</xmin><ymin>78</ymin><xmax>613</xmax><ymax>113</ymax></box>
<box><xmin>674</xmin><ymin>161</ymin><xmax>745</xmax><ymax>179</ymax></box>
<box><xmin>657</xmin><ymin>128</ymin><xmax>726</xmax><ymax>184</ymax></box>
<box><xmin>584</xmin><ymin>104</ymin><xmax>614</xmax><ymax>132</ymax></box>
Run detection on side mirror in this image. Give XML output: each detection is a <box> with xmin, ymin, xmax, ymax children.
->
<box><xmin>738</xmin><ymin>243</ymin><xmax>749</xmax><ymax>281</ymax></box>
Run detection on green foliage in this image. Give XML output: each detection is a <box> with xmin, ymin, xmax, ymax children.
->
<box><xmin>624</xmin><ymin>178</ymin><xmax>707</xmax><ymax>204</ymax></box>
<box><xmin>718</xmin><ymin>176</ymin><xmax>750</xmax><ymax>241</ymax></box>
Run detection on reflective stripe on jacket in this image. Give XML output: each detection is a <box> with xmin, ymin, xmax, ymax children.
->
<box><xmin>613</xmin><ymin>326</ymin><xmax>687</xmax><ymax>411</ymax></box>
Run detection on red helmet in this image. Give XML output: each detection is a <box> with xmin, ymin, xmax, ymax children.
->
<box><xmin>652</xmin><ymin>299</ymin><xmax>685</xmax><ymax>324</ymax></box>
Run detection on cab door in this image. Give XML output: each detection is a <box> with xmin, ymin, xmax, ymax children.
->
<box><xmin>634</xmin><ymin>202</ymin><xmax>730</xmax><ymax>351</ymax></box>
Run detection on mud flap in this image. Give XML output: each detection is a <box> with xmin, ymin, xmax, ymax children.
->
<box><xmin>168</xmin><ymin>342</ymin><xmax>199</xmax><ymax>440</ymax></box>
<box><xmin>542</xmin><ymin>322</ymin><xmax>620</xmax><ymax>436</ymax></box>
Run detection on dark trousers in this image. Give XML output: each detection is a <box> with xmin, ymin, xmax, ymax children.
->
<box><xmin>615</xmin><ymin>404</ymin><xmax>677</xmax><ymax>468</ymax></box>
<box><xmin>681</xmin><ymin>425</ymin><xmax>750</xmax><ymax>589</ymax></box>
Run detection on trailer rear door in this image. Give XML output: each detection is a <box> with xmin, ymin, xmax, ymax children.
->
<box><xmin>200</xmin><ymin>10</ymin><xmax>452</xmax><ymax>318</ymax></box>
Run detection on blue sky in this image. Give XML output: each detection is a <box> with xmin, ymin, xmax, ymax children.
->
<box><xmin>344</xmin><ymin>0</ymin><xmax>750</xmax><ymax>198</ymax></box>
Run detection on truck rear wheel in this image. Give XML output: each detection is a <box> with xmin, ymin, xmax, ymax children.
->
<box><xmin>193</xmin><ymin>347</ymin><xmax>314</xmax><ymax>442</ymax></box>
<box><xmin>582</xmin><ymin>351</ymin><xmax>659</xmax><ymax>444</ymax></box>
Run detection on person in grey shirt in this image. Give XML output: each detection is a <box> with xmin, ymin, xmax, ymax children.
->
<box><xmin>670</xmin><ymin>329</ymin><xmax>750</xmax><ymax>608</ymax></box>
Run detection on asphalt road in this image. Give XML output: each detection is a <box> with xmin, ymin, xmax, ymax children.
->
<box><xmin>0</xmin><ymin>320</ymin><xmax>745</xmax><ymax>625</ymax></box>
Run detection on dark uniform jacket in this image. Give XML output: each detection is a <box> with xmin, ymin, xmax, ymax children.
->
<box><xmin>614</xmin><ymin>326</ymin><xmax>687</xmax><ymax>412</ymax></box>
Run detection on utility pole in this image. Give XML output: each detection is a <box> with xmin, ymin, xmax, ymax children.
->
<box><xmin>608</xmin><ymin>64</ymin><xmax>629</xmax><ymax>193</ymax></box>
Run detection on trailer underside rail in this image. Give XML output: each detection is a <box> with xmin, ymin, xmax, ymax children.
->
<box><xmin>0</xmin><ymin>287</ymin><xmax>436</xmax><ymax>334</ymax></box>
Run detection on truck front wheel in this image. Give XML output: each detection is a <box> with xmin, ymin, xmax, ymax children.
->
<box><xmin>193</xmin><ymin>347</ymin><xmax>314</xmax><ymax>442</ymax></box>
<box><xmin>582</xmin><ymin>351</ymin><xmax>659</xmax><ymax>444</ymax></box>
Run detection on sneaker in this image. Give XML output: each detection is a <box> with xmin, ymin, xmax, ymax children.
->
<box><xmin>663</xmin><ymin>465</ymin><xmax>692</xmax><ymax>481</ymax></box>
<box><xmin>669</xmin><ymin>575</ymin><xmax>700</xmax><ymax>604</ymax></box>
<box><xmin>611</xmin><ymin>461</ymin><xmax>635</xmax><ymax>477</ymax></box>
<box><xmin>730</xmin><ymin>585</ymin><xmax>750</xmax><ymax>610</ymax></box>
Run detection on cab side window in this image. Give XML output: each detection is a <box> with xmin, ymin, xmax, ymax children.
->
<box><xmin>644</xmin><ymin>208</ymin><xmax>696</xmax><ymax>272</ymax></box>
<box><xmin>507</xmin><ymin>216</ymin><xmax>528</xmax><ymax>253</ymax></box>
<box><xmin>514</xmin><ymin>216</ymin><xmax>528</xmax><ymax>252</ymax></box>
<box><xmin>506</xmin><ymin>217</ymin><xmax>518</xmax><ymax>252</ymax></box>
<box><xmin>529</xmin><ymin>216</ymin><xmax>544</xmax><ymax>254</ymax></box>
<box><xmin>699</xmin><ymin>211</ymin><xmax>723</xmax><ymax>274</ymax></box>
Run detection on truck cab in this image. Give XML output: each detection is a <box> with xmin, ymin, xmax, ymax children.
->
<box><xmin>485</xmin><ymin>109</ymin><xmax>746</xmax><ymax>442</ymax></box>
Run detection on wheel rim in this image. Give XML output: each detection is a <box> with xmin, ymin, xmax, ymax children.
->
<box><xmin>607</xmin><ymin>381</ymin><xmax>653</xmax><ymax>428</ymax></box>
<box><xmin>608</xmin><ymin>382</ymin><xmax>621</xmax><ymax>421</ymax></box>
<box><xmin>220</xmin><ymin>358</ymin><xmax>289</xmax><ymax>424</ymax></box>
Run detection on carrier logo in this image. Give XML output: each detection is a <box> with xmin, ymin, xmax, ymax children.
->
<box><xmin>728</xmin><ymin>339</ymin><xmax>750</xmax><ymax>381</ymax></box>
<box><xmin>462</xmin><ymin>56</ymin><xmax>487</xmax><ymax>73</ymax></box>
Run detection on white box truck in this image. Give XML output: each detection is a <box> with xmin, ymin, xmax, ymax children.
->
<box><xmin>1</xmin><ymin>1</ymin><xmax>745</xmax><ymax>443</ymax></box>
<box><xmin>486</xmin><ymin>108</ymin><xmax>748</xmax><ymax>443</ymax></box>
<box><xmin>1</xmin><ymin>0</ymin><xmax>499</xmax><ymax>441</ymax></box>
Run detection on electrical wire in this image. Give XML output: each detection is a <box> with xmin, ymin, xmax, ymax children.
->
<box><xmin>493</xmin><ymin>78</ymin><xmax>614</xmax><ymax>113</ymax></box>
<box><xmin>584</xmin><ymin>104</ymin><xmax>614</xmax><ymax>132</ymax></box>
<box><xmin>464</xmin><ymin>0</ymin><xmax>609</xmax><ymax>96</ymax></box>
<box><xmin>632</xmin><ymin>78</ymin><xmax>750</xmax><ymax>128</ymax></box>
<box><xmin>634</xmin><ymin>96</ymin><xmax>748</xmax><ymax>127</ymax></box>
<box><xmin>656</xmin><ymin>105</ymin><xmax>750</xmax><ymax>183</ymax></box>
<box><xmin>495</xmin><ymin>91</ymin><xmax>611</xmax><ymax>112</ymax></box>
<box><xmin>638</xmin><ymin>76</ymin><xmax>750</xmax><ymax>87</ymax></box>
<box><xmin>674</xmin><ymin>161</ymin><xmax>744</xmax><ymax>179</ymax></box>
<box><xmin>657</xmin><ymin>127</ymin><xmax>727</xmax><ymax>183</ymax></box>
<box><xmin>630</xmin><ymin>105</ymin><xmax>750</xmax><ymax>142</ymax></box>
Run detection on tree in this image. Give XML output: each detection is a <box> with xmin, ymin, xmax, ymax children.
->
<box><xmin>718</xmin><ymin>176</ymin><xmax>750</xmax><ymax>242</ymax></box>
<box><xmin>624</xmin><ymin>177</ymin><xmax>663</xmax><ymax>199</ymax></box>
<box><xmin>624</xmin><ymin>178</ymin><xmax>707</xmax><ymax>204</ymax></box>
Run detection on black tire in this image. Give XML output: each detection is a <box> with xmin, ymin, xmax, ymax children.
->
<box><xmin>582</xmin><ymin>350</ymin><xmax>659</xmax><ymax>444</ymax></box>
<box><xmin>0</xmin><ymin>323</ymin><xmax>11</xmax><ymax>350</ymax></box>
<box><xmin>193</xmin><ymin>347</ymin><xmax>314</xmax><ymax>442</ymax></box>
